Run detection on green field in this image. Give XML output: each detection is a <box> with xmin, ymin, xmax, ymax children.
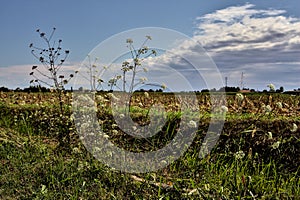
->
<box><xmin>0</xmin><ymin>91</ymin><xmax>299</xmax><ymax>199</ymax></box>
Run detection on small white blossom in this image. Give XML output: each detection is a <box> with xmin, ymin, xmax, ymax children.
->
<box><xmin>234</xmin><ymin>150</ymin><xmax>245</xmax><ymax>160</ymax></box>
<box><xmin>276</xmin><ymin>102</ymin><xmax>283</xmax><ymax>109</ymax></box>
<box><xmin>132</xmin><ymin>126</ymin><xmax>137</xmax><ymax>131</ymax></box>
<box><xmin>188</xmin><ymin>120</ymin><xmax>197</xmax><ymax>128</ymax></box>
<box><xmin>161</xmin><ymin>83</ymin><xmax>167</xmax><ymax>90</ymax></box>
<box><xmin>144</xmin><ymin>92</ymin><xmax>149</xmax><ymax>98</ymax></box>
<box><xmin>221</xmin><ymin>105</ymin><xmax>228</xmax><ymax>113</ymax></box>
<box><xmin>236</xmin><ymin>93</ymin><xmax>244</xmax><ymax>102</ymax></box>
<box><xmin>267</xmin><ymin>131</ymin><xmax>273</xmax><ymax>139</ymax></box>
<box><xmin>271</xmin><ymin>141</ymin><xmax>281</xmax><ymax>149</ymax></box>
<box><xmin>267</xmin><ymin>83</ymin><xmax>275</xmax><ymax>92</ymax></box>
<box><xmin>107</xmin><ymin>93</ymin><xmax>120</xmax><ymax>101</ymax></box>
<box><xmin>160</xmin><ymin>160</ymin><xmax>167</xmax><ymax>165</ymax></box>
<box><xmin>96</xmin><ymin>95</ymin><xmax>105</xmax><ymax>102</ymax></box>
<box><xmin>103</xmin><ymin>134</ymin><xmax>110</xmax><ymax>139</ymax></box>
<box><xmin>291</xmin><ymin>123</ymin><xmax>298</xmax><ymax>132</ymax></box>
<box><xmin>119</xmin><ymin>113</ymin><xmax>125</xmax><ymax>118</ymax></box>
<box><xmin>265</xmin><ymin>105</ymin><xmax>272</xmax><ymax>113</ymax></box>
<box><xmin>112</xmin><ymin>130</ymin><xmax>118</xmax><ymax>134</ymax></box>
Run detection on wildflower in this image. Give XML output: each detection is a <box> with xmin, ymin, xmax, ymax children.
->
<box><xmin>146</xmin><ymin>35</ymin><xmax>152</xmax><ymax>40</ymax></box>
<box><xmin>160</xmin><ymin>160</ymin><xmax>167</xmax><ymax>165</ymax></box>
<box><xmin>112</xmin><ymin>130</ymin><xmax>118</xmax><ymax>134</ymax></box>
<box><xmin>143</xmin><ymin>67</ymin><xmax>148</xmax><ymax>72</ymax></box>
<box><xmin>188</xmin><ymin>120</ymin><xmax>197</xmax><ymax>128</ymax></box>
<box><xmin>267</xmin><ymin>83</ymin><xmax>275</xmax><ymax>92</ymax></box>
<box><xmin>107</xmin><ymin>93</ymin><xmax>120</xmax><ymax>101</ymax></box>
<box><xmin>271</xmin><ymin>141</ymin><xmax>280</xmax><ymax>149</ymax></box>
<box><xmin>96</xmin><ymin>95</ymin><xmax>105</xmax><ymax>102</ymax></box>
<box><xmin>132</xmin><ymin>126</ymin><xmax>137</xmax><ymax>131</ymax></box>
<box><xmin>267</xmin><ymin>131</ymin><xmax>273</xmax><ymax>139</ymax></box>
<box><xmin>220</xmin><ymin>105</ymin><xmax>228</xmax><ymax>113</ymax></box>
<box><xmin>234</xmin><ymin>150</ymin><xmax>245</xmax><ymax>160</ymax></box>
<box><xmin>103</xmin><ymin>134</ymin><xmax>110</xmax><ymax>139</ymax></box>
<box><xmin>276</xmin><ymin>102</ymin><xmax>283</xmax><ymax>109</ymax></box>
<box><xmin>264</xmin><ymin>105</ymin><xmax>272</xmax><ymax>113</ymax></box>
<box><xmin>236</xmin><ymin>93</ymin><xmax>244</xmax><ymax>102</ymax></box>
<box><xmin>291</xmin><ymin>123</ymin><xmax>298</xmax><ymax>132</ymax></box>
<box><xmin>161</xmin><ymin>83</ymin><xmax>167</xmax><ymax>90</ymax></box>
<box><xmin>72</xmin><ymin>147</ymin><xmax>81</xmax><ymax>154</ymax></box>
<box><xmin>144</xmin><ymin>92</ymin><xmax>149</xmax><ymax>98</ymax></box>
<box><xmin>119</xmin><ymin>113</ymin><xmax>125</xmax><ymax>118</ymax></box>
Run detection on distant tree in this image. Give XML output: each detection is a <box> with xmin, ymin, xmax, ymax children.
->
<box><xmin>15</xmin><ymin>87</ymin><xmax>21</xmax><ymax>92</ymax></box>
<box><xmin>279</xmin><ymin>86</ymin><xmax>284</xmax><ymax>93</ymax></box>
<box><xmin>210</xmin><ymin>88</ymin><xmax>216</xmax><ymax>92</ymax></box>
<box><xmin>23</xmin><ymin>85</ymin><xmax>50</xmax><ymax>93</ymax></box>
<box><xmin>78</xmin><ymin>86</ymin><xmax>84</xmax><ymax>91</ymax></box>
<box><xmin>0</xmin><ymin>86</ymin><xmax>10</xmax><ymax>92</ymax></box>
<box><xmin>220</xmin><ymin>86</ymin><xmax>240</xmax><ymax>92</ymax></box>
<box><xmin>201</xmin><ymin>89</ymin><xmax>209</xmax><ymax>93</ymax></box>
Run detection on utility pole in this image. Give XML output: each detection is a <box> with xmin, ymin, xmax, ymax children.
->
<box><xmin>240</xmin><ymin>72</ymin><xmax>244</xmax><ymax>90</ymax></box>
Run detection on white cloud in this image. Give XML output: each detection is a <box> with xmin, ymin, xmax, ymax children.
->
<box><xmin>192</xmin><ymin>4</ymin><xmax>300</xmax><ymax>90</ymax></box>
<box><xmin>194</xmin><ymin>4</ymin><xmax>300</xmax><ymax>52</ymax></box>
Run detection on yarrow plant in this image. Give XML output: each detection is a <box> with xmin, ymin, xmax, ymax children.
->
<box><xmin>29</xmin><ymin>27</ymin><xmax>77</xmax><ymax>148</ymax></box>
<box><xmin>29</xmin><ymin>27</ymin><xmax>77</xmax><ymax>112</ymax></box>
<box><xmin>79</xmin><ymin>55</ymin><xmax>107</xmax><ymax>91</ymax></box>
<box><xmin>120</xmin><ymin>36</ymin><xmax>157</xmax><ymax>93</ymax></box>
<box><xmin>236</xmin><ymin>93</ymin><xmax>244</xmax><ymax>103</ymax></box>
<box><xmin>267</xmin><ymin>83</ymin><xmax>275</xmax><ymax>92</ymax></box>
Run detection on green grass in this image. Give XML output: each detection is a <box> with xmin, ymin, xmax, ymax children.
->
<box><xmin>0</xmin><ymin>92</ymin><xmax>299</xmax><ymax>199</ymax></box>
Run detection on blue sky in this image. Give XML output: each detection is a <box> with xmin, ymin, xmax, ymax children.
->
<box><xmin>0</xmin><ymin>0</ymin><xmax>299</xmax><ymax>91</ymax></box>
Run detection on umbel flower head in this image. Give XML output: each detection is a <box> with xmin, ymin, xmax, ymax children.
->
<box><xmin>220</xmin><ymin>105</ymin><xmax>228</xmax><ymax>113</ymax></box>
<box><xmin>236</xmin><ymin>93</ymin><xmax>244</xmax><ymax>103</ymax></box>
<box><xmin>267</xmin><ymin>83</ymin><xmax>275</xmax><ymax>92</ymax></box>
<box><xmin>291</xmin><ymin>123</ymin><xmax>298</xmax><ymax>132</ymax></box>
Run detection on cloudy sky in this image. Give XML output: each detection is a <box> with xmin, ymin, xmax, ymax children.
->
<box><xmin>0</xmin><ymin>0</ymin><xmax>299</xmax><ymax>91</ymax></box>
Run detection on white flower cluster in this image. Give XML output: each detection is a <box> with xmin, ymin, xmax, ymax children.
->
<box><xmin>267</xmin><ymin>83</ymin><xmax>275</xmax><ymax>92</ymax></box>
<box><xmin>220</xmin><ymin>105</ymin><xmax>228</xmax><ymax>113</ymax></box>
<box><xmin>234</xmin><ymin>150</ymin><xmax>245</xmax><ymax>160</ymax></box>
<box><xmin>236</xmin><ymin>93</ymin><xmax>244</xmax><ymax>103</ymax></box>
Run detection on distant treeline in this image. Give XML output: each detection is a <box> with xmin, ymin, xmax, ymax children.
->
<box><xmin>1</xmin><ymin>85</ymin><xmax>299</xmax><ymax>94</ymax></box>
<box><xmin>0</xmin><ymin>86</ymin><xmax>52</xmax><ymax>93</ymax></box>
